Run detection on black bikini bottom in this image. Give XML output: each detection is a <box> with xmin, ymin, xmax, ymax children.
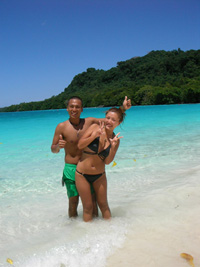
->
<box><xmin>76</xmin><ymin>170</ymin><xmax>105</xmax><ymax>184</ymax></box>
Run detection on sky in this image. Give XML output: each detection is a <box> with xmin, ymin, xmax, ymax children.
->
<box><xmin>0</xmin><ymin>0</ymin><xmax>200</xmax><ymax>107</ymax></box>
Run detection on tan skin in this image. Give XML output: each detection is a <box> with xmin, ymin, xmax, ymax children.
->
<box><xmin>51</xmin><ymin>97</ymin><xmax>131</xmax><ymax>218</ymax></box>
<box><xmin>75</xmin><ymin>111</ymin><xmax>123</xmax><ymax>222</ymax></box>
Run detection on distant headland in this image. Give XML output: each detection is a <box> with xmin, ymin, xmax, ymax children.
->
<box><xmin>1</xmin><ymin>48</ymin><xmax>199</xmax><ymax>112</ymax></box>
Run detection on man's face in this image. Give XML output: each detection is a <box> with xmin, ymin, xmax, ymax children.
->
<box><xmin>67</xmin><ymin>99</ymin><xmax>83</xmax><ymax>119</ymax></box>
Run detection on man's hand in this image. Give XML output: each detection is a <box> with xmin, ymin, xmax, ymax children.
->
<box><xmin>122</xmin><ymin>96</ymin><xmax>131</xmax><ymax>111</ymax></box>
<box><xmin>58</xmin><ymin>134</ymin><xmax>66</xmax><ymax>149</ymax></box>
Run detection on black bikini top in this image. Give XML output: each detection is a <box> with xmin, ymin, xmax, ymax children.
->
<box><xmin>83</xmin><ymin>137</ymin><xmax>111</xmax><ymax>161</ymax></box>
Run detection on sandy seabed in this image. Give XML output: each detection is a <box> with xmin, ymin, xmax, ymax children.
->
<box><xmin>106</xmin><ymin>176</ymin><xmax>200</xmax><ymax>267</ymax></box>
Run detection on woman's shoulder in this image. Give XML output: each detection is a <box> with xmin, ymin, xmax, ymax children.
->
<box><xmin>82</xmin><ymin>122</ymin><xmax>99</xmax><ymax>136</ymax></box>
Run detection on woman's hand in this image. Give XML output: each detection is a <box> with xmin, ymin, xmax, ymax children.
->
<box><xmin>109</xmin><ymin>132</ymin><xmax>123</xmax><ymax>148</ymax></box>
<box><xmin>95</xmin><ymin>121</ymin><xmax>106</xmax><ymax>137</ymax></box>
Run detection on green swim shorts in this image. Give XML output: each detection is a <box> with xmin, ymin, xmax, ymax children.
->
<box><xmin>62</xmin><ymin>163</ymin><xmax>78</xmax><ymax>198</ymax></box>
<box><xmin>62</xmin><ymin>163</ymin><xmax>94</xmax><ymax>198</ymax></box>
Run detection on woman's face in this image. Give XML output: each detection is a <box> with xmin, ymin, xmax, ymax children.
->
<box><xmin>105</xmin><ymin>111</ymin><xmax>120</xmax><ymax>130</ymax></box>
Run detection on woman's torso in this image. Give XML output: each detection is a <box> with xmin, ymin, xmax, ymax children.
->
<box><xmin>77</xmin><ymin>135</ymin><xmax>111</xmax><ymax>174</ymax></box>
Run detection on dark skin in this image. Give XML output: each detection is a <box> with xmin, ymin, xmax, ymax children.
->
<box><xmin>51</xmin><ymin>97</ymin><xmax>131</xmax><ymax>217</ymax></box>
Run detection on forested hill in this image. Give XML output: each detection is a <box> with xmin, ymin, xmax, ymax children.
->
<box><xmin>1</xmin><ymin>49</ymin><xmax>200</xmax><ymax>112</ymax></box>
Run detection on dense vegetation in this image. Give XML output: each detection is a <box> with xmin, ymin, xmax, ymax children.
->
<box><xmin>1</xmin><ymin>49</ymin><xmax>200</xmax><ymax>112</ymax></box>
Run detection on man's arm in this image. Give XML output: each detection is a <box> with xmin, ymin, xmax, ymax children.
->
<box><xmin>88</xmin><ymin>96</ymin><xmax>132</xmax><ymax>125</ymax></box>
<box><xmin>121</xmin><ymin>96</ymin><xmax>132</xmax><ymax>112</ymax></box>
<box><xmin>51</xmin><ymin>124</ymin><xmax>66</xmax><ymax>153</ymax></box>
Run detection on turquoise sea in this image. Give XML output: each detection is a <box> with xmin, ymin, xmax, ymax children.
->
<box><xmin>0</xmin><ymin>104</ymin><xmax>200</xmax><ymax>267</ymax></box>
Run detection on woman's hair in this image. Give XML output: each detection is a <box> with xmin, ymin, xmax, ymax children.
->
<box><xmin>105</xmin><ymin>107</ymin><xmax>126</xmax><ymax>123</ymax></box>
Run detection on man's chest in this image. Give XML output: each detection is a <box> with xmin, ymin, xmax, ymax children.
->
<box><xmin>63</xmin><ymin>127</ymin><xmax>86</xmax><ymax>144</ymax></box>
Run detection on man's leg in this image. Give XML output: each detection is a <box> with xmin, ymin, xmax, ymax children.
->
<box><xmin>62</xmin><ymin>163</ymin><xmax>79</xmax><ymax>218</ymax></box>
<box><xmin>65</xmin><ymin>179</ymin><xmax>79</xmax><ymax>217</ymax></box>
<box><xmin>68</xmin><ymin>195</ymin><xmax>79</xmax><ymax>218</ymax></box>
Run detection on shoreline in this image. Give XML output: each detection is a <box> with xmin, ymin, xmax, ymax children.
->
<box><xmin>106</xmin><ymin>179</ymin><xmax>200</xmax><ymax>267</ymax></box>
<box><xmin>106</xmin><ymin>216</ymin><xmax>200</xmax><ymax>267</ymax></box>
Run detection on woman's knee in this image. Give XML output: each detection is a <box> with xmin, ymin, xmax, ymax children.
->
<box><xmin>83</xmin><ymin>202</ymin><xmax>93</xmax><ymax>214</ymax></box>
<box><xmin>98</xmin><ymin>201</ymin><xmax>109</xmax><ymax>212</ymax></box>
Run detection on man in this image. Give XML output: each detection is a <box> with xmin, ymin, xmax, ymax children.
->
<box><xmin>51</xmin><ymin>96</ymin><xmax>131</xmax><ymax>217</ymax></box>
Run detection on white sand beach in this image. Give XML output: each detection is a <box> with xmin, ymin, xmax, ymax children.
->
<box><xmin>107</xmin><ymin>166</ymin><xmax>200</xmax><ymax>267</ymax></box>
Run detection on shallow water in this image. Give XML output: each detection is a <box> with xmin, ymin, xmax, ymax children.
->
<box><xmin>0</xmin><ymin>104</ymin><xmax>200</xmax><ymax>267</ymax></box>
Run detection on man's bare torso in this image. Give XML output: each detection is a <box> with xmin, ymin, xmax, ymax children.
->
<box><xmin>58</xmin><ymin>118</ymin><xmax>97</xmax><ymax>164</ymax></box>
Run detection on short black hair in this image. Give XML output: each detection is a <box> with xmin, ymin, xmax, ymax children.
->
<box><xmin>66</xmin><ymin>96</ymin><xmax>83</xmax><ymax>107</ymax></box>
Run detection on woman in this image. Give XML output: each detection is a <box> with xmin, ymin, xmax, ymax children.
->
<box><xmin>75</xmin><ymin>107</ymin><xmax>125</xmax><ymax>222</ymax></box>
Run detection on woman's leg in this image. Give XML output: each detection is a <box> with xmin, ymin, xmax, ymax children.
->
<box><xmin>92</xmin><ymin>192</ymin><xmax>99</xmax><ymax>217</ymax></box>
<box><xmin>93</xmin><ymin>174</ymin><xmax>111</xmax><ymax>220</ymax></box>
<box><xmin>75</xmin><ymin>172</ymin><xmax>93</xmax><ymax>222</ymax></box>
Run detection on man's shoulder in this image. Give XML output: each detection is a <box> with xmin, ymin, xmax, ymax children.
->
<box><xmin>56</xmin><ymin>120</ymin><xmax>70</xmax><ymax>128</ymax></box>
